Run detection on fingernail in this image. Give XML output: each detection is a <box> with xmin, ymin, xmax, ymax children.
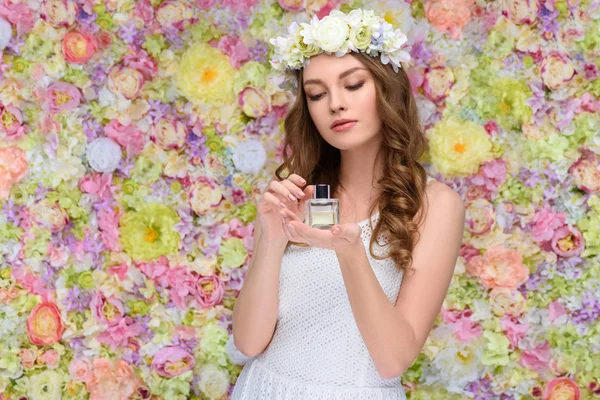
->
<box><xmin>297</xmin><ymin>191</ymin><xmax>305</xmax><ymax>198</ymax></box>
<box><xmin>288</xmin><ymin>194</ymin><xmax>297</xmax><ymax>201</ymax></box>
<box><xmin>280</xmin><ymin>202</ymin><xmax>286</xmax><ymax>208</ymax></box>
<box><xmin>300</xmin><ymin>179</ymin><xmax>306</xmax><ymax>185</ymax></box>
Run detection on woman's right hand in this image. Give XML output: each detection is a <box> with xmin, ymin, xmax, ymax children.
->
<box><xmin>256</xmin><ymin>174</ymin><xmax>314</xmax><ymax>245</ymax></box>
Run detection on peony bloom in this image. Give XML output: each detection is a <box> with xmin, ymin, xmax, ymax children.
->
<box><xmin>427</xmin><ymin>117</ymin><xmax>494</xmax><ymax>177</ymax></box>
<box><xmin>278</xmin><ymin>0</ymin><xmax>304</xmax><ymax>11</ymax></box>
<box><xmin>424</xmin><ymin>0</ymin><xmax>474</xmax><ymax>39</ymax></box>
<box><xmin>156</xmin><ymin>0</ymin><xmax>193</xmax><ymax>30</ymax></box>
<box><xmin>0</xmin><ymin>102</ymin><xmax>28</xmax><ymax>141</ymax></box>
<box><xmin>465</xmin><ymin>199</ymin><xmax>496</xmax><ymax>235</ymax></box>
<box><xmin>118</xmin><ymin>203</ymin><xmax>181</xmax><ymax>261</ymax></box>
<box><xmin>502</xmin><ymin>0</ymin><xmax>539</xmax><ymax>24</ymax></box>
<box><xmin>551</xmin><ymin>225</ymin><xmax>584</xmax><ymax>257</ymax></box>
<box><xmin>28</xmin><ymin>199</ymin><xmax>69</xmax><ymax>232</ymax></box>
<box><xmin>175</xmin><ymin>42</ymin><xmax>236</xmax><ymax>107</ymax></box>
<box><xmin>149</xmin><ymin>116</ymin><xmax>188</xmax><ymax>150</ymax></box>
<box><xmin>108</xmin><ymin>65</ymin><xmax>145</xmax><ymax>100</ymax></box>
<box><xmin>40</xmin><ymin>0</ymin><xmax>77</xmax><ymax>28</ymax></box>
<box><xmin>46</xmin><ymin>81</ymin><xmax>81</xmax><ymax>114</ymax></box>
<box><xmin>543</xmin><ymin>377</ymin><xmax>581</xmax><ymax>400</ymax></box>
<box><xmin>151</xmin><ymin>346</ymin><xmax>195</xmax><ymax>377</ymax></box>
<box><xmin>27</xmin><ymin>303</ymin><xmax>64</xmax><ymax>345</ymax></box>
<box><xmin>422</xmin><ymin>66</ymin><xmax>455</xmax><ymax>104</ymax></box>
<box><xmin>69</xmin><ymin>357</ymin><xmax>93</xmax><ymax>382</ymax></box>
<box><xmin>489</xmin><ymin>288</ymin><xmax>526</xmax><ymax>316</ymax></box>
<box><xmin>91</xmin><ymin>291</ymin><xmax>124</xmax><ymax>325</ymax></box>
<box><xmin>238</xmin><ymin>86</ymin><xmax>272</xmax><ymax>118</ymax></box>
<box><xmin>189</xmin><ymin>177</ymin><xmax>224</xmax><ymax>215</ymax></box>
<box><xmin>541</xmin><ymin>52</ymin><xmax>576</xmax><ymax>90</ymax></box>
<box><xmin>62</xmin><ymin>30</ymin><xmax>98</xmax><ymax>63</ymax></box>
<box><xmin>195</xmin><ymin>274</ymin><xmax>225</xmax><ymax>308</ymax></box>
<box><xmin>86</xmin><ymin>358</ymin><xmax>140</xmax><ymax>400</ymax></box>
<box><xmin>568</xmin><ymin>151</ymin><xmax>600</xmax><ymax>194</ymax></box>
<box><xmin>466</xmin><ymin>246</ymin><xmax>529</xmax><ymax>290</ymax></box>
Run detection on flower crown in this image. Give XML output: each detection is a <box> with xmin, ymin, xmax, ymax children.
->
<box><xmin>269</xmin><ymin>9</ymin><xmax>411</xmax><ymax>74</ymax></box>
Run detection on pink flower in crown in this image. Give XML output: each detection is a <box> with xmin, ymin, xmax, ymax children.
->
<box><xmin>0</xmin><ymin>103</ymin><xmax>28</xmax><ymax>141</ymax></box>
<box><xmin>104</xmin><ymin>118</ymin><xmax>145</xmax><ymax>156</ymax></box>
<box><xmin>530</xmin><ymin>204</ymin><xmax>567</xmax><ymax>244</ymax></box>
<box><xmin>91</xmin><ymin>291</ymin><xmax>125</xmax><ymax>325</ymax></box>
<box><xmin>151</xmin><ymin>346</ymin><xmax>195</xmax><ymax>377</ymax></box>
<box><xmin>543</xmin><ymin>377</ymin><xmax>581</xmax><ymax>400</ymax></box>
<box><xmin>62</xmin><ymin>30</ymin><xmax>98</xmax><ymax>63</ymax></box>
<box><xmin>424</xmin><ymin>0</ymin><xmax>475</xmax><ymax>40</ymax></box>
<box><xmin>86</xmin><ymin>358</ymin><xmax>141</xmax><ymax>400</ymax></box>
<box><xmin>46</xmin><ymin>81</ymin><xmax>81</xmax><ymax>114</ymax></box>
<box><xmin>195</xmin><ymin>275</ymin><xmax>224</xmax><ymax>308</ymax></box>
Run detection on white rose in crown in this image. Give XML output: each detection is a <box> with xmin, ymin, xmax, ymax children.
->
<box><xmin>86</xmin><ymin>137</ymin><xmax>122</xmax><ymax>173</ymax></box>
<box><xmin>312</xmin><ymin>14</ymin><xmax>350</xmax><ymax>53</ymax></box>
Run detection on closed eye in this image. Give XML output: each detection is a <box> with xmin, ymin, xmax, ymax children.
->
<box><xmin>308</xmin><ymin>82</ymin><xmax>365</xmax><ymax>101</ymax></box>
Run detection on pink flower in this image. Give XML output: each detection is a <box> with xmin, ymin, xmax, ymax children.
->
<box><xmin>86</xmin><ymin>358</ymin><xmax>141</xmax><ymax>400</ymax></box>
<box><xmin>98</xmin><ymin>208</ymin><xmax>122</xmax><ymax>251</ymax></box>
<box><xmin>551</xmin><ymin>225</ymin><xmax>584</xmax><ymax>257</ymax></box>
<box><xmin>441</xmin><ymin>307</ymin><xmax>462</xmax><ymax>323</ymax></box>
<box><xmin>0</xmin><ymin>102</ymin><xmax>28</xmax><ymax>141</ymax></box>
<box><xmin>79</xmin><ymin>172</ymin><xmax>113</xmax><ymax>198</ymax></box>
<box><xmin>123</xmin><ymin>48</ymin><xmax>158</xmax><ymax>80</ymax></box>
<box><xmin>521</xmin><ymin>341</ymin><xmax>551</xmax><ymax>373</ymax></box>
<box><xmin>568</xmin><ymin>150</ymin><xmax>600</xmax><ymax>194</ymax></box>
<box><xmin>97</xmin><ymin>317</ymin><xmax>143</xmax><ymax>349</ymax></box>
<box><xmin>195</xmin><ymin>275</ymin><xmax>224</xmax><ymax>308</ymax></box>
<box><xmin>466</xmin><ymin>246</ymin><xmax>529</xmax><ymax>290</ymax></box>
<box><xmin>104</xmin><ymin>119</ymin><xmax>145</xmax><ymax>156</ymax></box>
<box><xmin>40</xmin><ymin>0</ymin><xmax>78</xmax><ymax>28</ymax></box>
<box><xmin>62</xmin><ymin>30</ymin><xmax>98</xmax><ymax>63</ymax></box>
<box><xmin>69</xmin><ymin>357</ymin><xmax>93</xmax><ymax>382</ymax></box>
<box><xmin>39</xmin><ymin>349</ymin><xmax>60</xmax><ymax>369</ymax></box>
<box><xmin>0</xmin><ymin>0</ymin><xmax>35</xmax><ymax>35</ymax></box>
<box><xmin>543</xmin><ymin>377</ymin><xmax>581</xmax><ymax>400</ymax></box>
<box><xmin>422</xmin><ymin>66</ymin><xmax>455</xmax><ymax>103</ymax></box>
<box><xmin>138</xmin><ymin>256</ymin><xmax>170</xmax><ymax>287</ymax></box>
<box><xmin>548</xmin><ymin>300</ymin><xmax>567</xmax><ymax>323</ymax></box>
<box><xmin>500</xmin><ymin>315</ymin><xmax>528</xmax><ymax>347</ymax></box>
<box><xmin>133</xmin><ymin>0</ymin><xmax>154</xmax><ymax>23</ymax></box>
<box><xmin>46</xmin><ymin>82</ymin><xmax>81</xmax><ymax>114</ymax></box>
<box><xmin>221</xmin><ymin>0</ymin><xmax>258</xmax><ymax>13</ymax></box>
<box><xmin>217</xmin><ymin>35</ymin><xmax>250</xmax><ymax>69</ymax></box>
<box><xmin>151</xmin><ymin>346</ymin><xmax>195</xmax><ymax>377</ymax></box>
<box><xmin>278</xmin><ymin>0</ymin><xmax>304</xmax><ymax>12</ymax></box>
<box><xmin>530</xmin><ymin>204</ymin><xmax>567</xmax><ymax>244</ymax></box>
<box><xmin>27</xmin><ymin>302</ymin><xmax>64</xmax><ymax>345</ymax></box>
<box><xmin>91</xmin><ymin>292</ymin><xmax>124</xmax><ymax>325</ymax></box>
<box><xmin>20</xmin><ymin>348</ymin><xmax>36</xmax><ymax>369</ymax></box>
<box><xmin>541</xmin><ymin>52</ymin><xmax>576</xmax><ymax>90</ymax></box>
<box><xmin>424</xmin><ymin>0</ymin><xmax>474</xmax><ymax>40</ymax></box>
<box><xmin>238</xmin><ymin>86</ymin><xmax>271</xmax><ymax>119</ymax></box>
<box><xmin>502</xmin><ymin>0</ymin><xmax>539</xmax><ymax>24</ymax></box>
<box><xmin>453</xmin><ymin>316</ymin><xmax>483</xmax><ymax>341</ymax></box>
<box><xmin>167</xmin><ymin>266</ymin><xmax>198</xmax><ymax>310</ymax></box>
<box><xmin>471</xmin><ymin>159</ymin><xmax>508</xmax><ymax>192</ymax></box>
<box><xmin>108</xmin><ymin>263</ymin><xmax>129</xmax><ymax>281</ymax></box>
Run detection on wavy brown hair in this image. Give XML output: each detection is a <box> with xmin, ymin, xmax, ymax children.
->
<box><xmin>274</xmin><ymin>52</ymin><xmax>429</xmax><ymax>274</ymax></box>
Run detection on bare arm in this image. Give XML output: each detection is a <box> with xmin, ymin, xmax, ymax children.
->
<box><xmin>232</xmin><ymin>221</ymin><xmax>288</xmax><ymax>358</ymax></box>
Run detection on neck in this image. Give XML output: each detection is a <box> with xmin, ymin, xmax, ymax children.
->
<box><xmin>336</xmin><ymin>140</ymin><xmax>383</xmax><ymax>206</ymax></box>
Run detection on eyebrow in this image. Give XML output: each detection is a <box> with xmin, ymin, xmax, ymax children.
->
<box><xmin>303</xmin><ymin>67</ymin><xmax>367</xmax><ymax>87</ymax></box>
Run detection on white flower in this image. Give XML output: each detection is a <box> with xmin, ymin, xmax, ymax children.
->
<box><xmin>232</xmin><ymin>139</ymin><xmax>266</xmax><ymax>175</ymax></box>
<box><xmin>197</xmin><ymin>364</ymin><xmax>230</xmax><ymax>399</ymax></box>
<box><xmin>86</xmin><ymin>137</ymin><xmax>122</xmax><ymax>173</ymax></box>
<box><xmin>313</xmin><ymin>14</ymin><xmax>350</xmax><ymax>53</ymax></box>
<box><xmin>0</xmin><ymin>17</ymin><xmax>11</xmax><ymax>50</ymax></box>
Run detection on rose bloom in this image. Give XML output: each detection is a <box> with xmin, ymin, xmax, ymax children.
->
<box><xmin>46</xmin><ymin>81</ymin><xmax>81</xmax><ymax>114</ymax></box>
<box><xmin>39</xmin><ymin>349</ymin><xmax>61</xmax><ymax>369</ymax></box>
<box><xmin>62</xmin><ymin>30</ymin><xmax>98</xmax><ymax>63</ymax></box>
<box><xmin>90</xmin><ymin>291</ymin><xmax>125</xmax><ymax>325</ymax></box>
<box><xmin>425</xmin><ymin>0</ymin><xmax>475</xmax><ymax>40</ymax></box>
<box><xmin>69</xmin><ymin>357</ymin><xmax>93</xmax><ymax>382</ymax></box>
<box><xmin>151</xmin><ymin>346</ymin><xmax>195</xmax><ymax>377</ymax></box>
<box><xmin>28</xmin><ymin>199</ymin><xmax>69</xmax><ymax>232</ymax></box>
<box><xmin>543</xmin><ymin>377</ymin><xmax>581</xmax><ymax>400</ymax></box>
<box><xmin>150</xmin><ymin>116</ymin><xmax>188</xmax><ymax>150</ymax></box>
<box><xmin>569</xmin><ymin>153</ymin><xmax>600</xmax><ymax>194</ymax></box>
<box><xmin>466</xmin><ymin>246</ymin><xmax>529</xmax><ymax>290</ymax></box>
<box><xmin>195</xmin><ymin>275</ymin><xmax>224</xmax><ymax>308</ymax></box>
<box><xmin>238</xmin><ymin>86</ymin><xmax>272</xmax><ymax>118</ymax></box>
<box><xmin>0</xmin><ymin>102</ymin><xmax>28</xmax><ymax>141</ymax></box>
<box><xmin>108</xmin><ymin>65</ymin><xmax>145</xmax><ymax>100</ymax></box>
<box><xmin>86</xmin><ymin>358</ymin><xmax>141</xmax><ymax>400</ymax></box>
<box><xmin>156</xmin><ymin>0</ymin><xmax>193</xmax><ymax>30</ymax></box>
<box><xmin>423</xmin><ymin>66</ymin><xmax>455</xmax><ymax>103</ymax></box>
<box><xmin>41</xmin><ymin>0</ymin><xmax>78</xmax><ymax>28</ymax></box>
<box><xmin>189</xmin><ymin>178</ymin><xmax>224</xmax><ymax>215</ymax></box>
<box><xmin>489</xmin><ymin>288</ymin><xmax>526</xmax><ymax>316</ymax></box>
<box><xmin>502</xmin><ymin>0</ymin><xmax>539</xmax><ymax>24</ymax></box>
<box><xmin>27</xmin><ymin>302</ymin><xmax>64</xmax><ymax>345</ymax></box>
<box><xmin>0</xmin><ymin>146</ymin><xmax>28</xmax><ymax>199</ymax></box>
<box><xmin>465</xmin><ymin>198</ymin><xmax>495</xmax><ymax>235</ymax></box>
<box><xmin>551</xmin><ymin>225</ymin><xmax>584</xmax><ymax>257</ymax></box>
<box><xmin>20</xmin><ymin>348</ymin><xmax>37</xmax><ymax>369</ymax></box>
<box><xmin>541</xmin><ymin>52</ymin><xmax>576</xmax><ymax>90</ymax></box>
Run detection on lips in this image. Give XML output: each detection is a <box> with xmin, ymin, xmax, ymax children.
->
<box><xmin>331</xmin><ymin>119</ymin><xmax>357</xmax><ymax>129</ymax></box>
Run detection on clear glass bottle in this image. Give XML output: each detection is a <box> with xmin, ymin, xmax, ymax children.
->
<box><xmin>307</xmin><ymin>184</ymin><xmax>339</xmax><ymax>229</ymax></box>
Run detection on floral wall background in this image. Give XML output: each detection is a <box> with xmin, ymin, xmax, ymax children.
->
<box><xmin>0</xmin><ymin>0</ymin><xmax>599</xmax><ymax>399</ymax></box>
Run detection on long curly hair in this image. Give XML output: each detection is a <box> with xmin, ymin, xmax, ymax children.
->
<box><xmin>274</xmin><ymin>52</ymin><xmax>429</xmax><ymax>273</ymax></box>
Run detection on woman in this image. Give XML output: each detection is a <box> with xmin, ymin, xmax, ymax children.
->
<box><xmin>231</xmin><ymin>8</ymin><xmax>465</xmax><ymax>399</ymax></box>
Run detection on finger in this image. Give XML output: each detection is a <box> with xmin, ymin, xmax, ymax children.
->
<box><xmin>282</xmin><ymin>216</ymin><xmax>294</xmax><ymax>241</ymax></box>
<box><xmin>262</xmin><ymin>191</ymin><xmax>288</xmax><ymax>209</ymax></box>
<box><xmin>268</xmin><ymin>180</ymin><xmax>300</xmax><ymax>203</ymax></box>
<box><xmin>287</xmin><ymin>174</ymin><xmax>307</xmax><ymax>188</ymax></box>
<box><xmin>280</xmin><ymin>179</ymin><xmax>306</xmax><ymax>201</ymax></box>
<box><xmin>280</xmin><ymin>207</ymin><xmax>301</xmax><ymax>222</ymax></box>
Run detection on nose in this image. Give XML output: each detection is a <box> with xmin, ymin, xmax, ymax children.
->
<box><xmin>329</xmin><ymin>88</ymin><xmax>347</xmax><ymax>114</ymax></box>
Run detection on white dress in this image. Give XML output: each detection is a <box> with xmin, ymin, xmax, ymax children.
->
<box><xmin>231</xmin><ymin>176</ymin><xmax>436</xmax><ymax>399</ymax></box>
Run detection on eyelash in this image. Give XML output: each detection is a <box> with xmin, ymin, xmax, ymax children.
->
<box><xmin>308</xmin><ymin>82</ymin><xmax>364</xmax><ymax>101</ymax></box>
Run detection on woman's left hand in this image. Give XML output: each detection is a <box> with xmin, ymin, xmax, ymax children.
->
<box><xmin>280</xmin><ymin>207</ymin><xmax>363</xmax><ymax>252</ymax></box>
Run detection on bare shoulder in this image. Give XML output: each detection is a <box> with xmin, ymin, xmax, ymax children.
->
<box><xmin>415</xmin><ymin>178</ymin><xmax>464</xmax><ymax>224</ymax></box>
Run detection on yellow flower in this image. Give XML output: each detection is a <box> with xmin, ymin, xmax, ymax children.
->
<box><xmin>175</xmin><ymin>42</ymin><xmax>235</xmax><ymax>107</ymax></box>
<box><xmin>427</xmin><ymin>117</ymin><xmax>494</xmax><ymax>177</ymax></box>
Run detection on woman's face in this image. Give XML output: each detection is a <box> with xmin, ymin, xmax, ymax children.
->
<box><xmin>302</xmin><ymin>53</ymin><xmax>382</xmax><ymax>151</ymax></box>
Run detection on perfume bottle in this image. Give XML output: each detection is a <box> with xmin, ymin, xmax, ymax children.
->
<box><xmin>307</xmin><ymin>184</ymin><xmax>340</xmax><ymax>229</ymax></box>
